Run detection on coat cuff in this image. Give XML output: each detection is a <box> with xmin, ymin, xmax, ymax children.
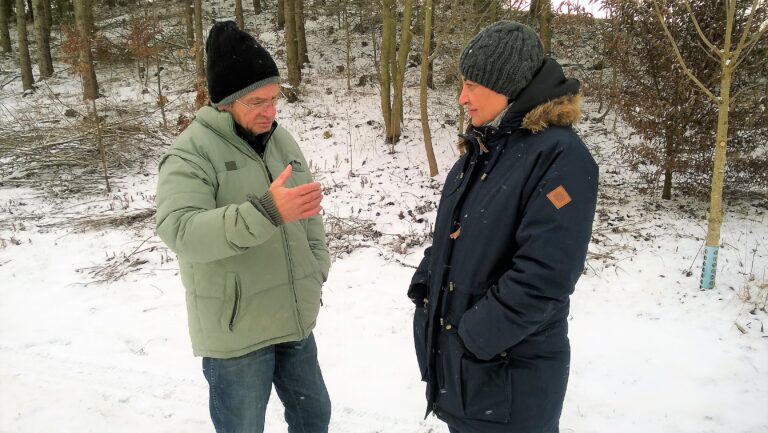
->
<box><xmin>248</xmin><ymin>191</ymin><xmax>284</xmax><ymax>226</ymax></box>
<box><xmin>458</xmin><ymin>317</ymin><xmax>496</xmax><ymax>360</ymax></box>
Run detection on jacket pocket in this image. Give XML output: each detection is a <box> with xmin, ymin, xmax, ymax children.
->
<box><xmin>413</xmin><ymin>306</ymin><xmax>429</xmax><ymax>381</ymax></box>
<box><xmin>220</xmin><ymin>272</ymin><xmax>241</xmax><ymax>332</ymax></box>
<box><xmin>461</xmin><ymin>355</ymin><xmax>511</xmax><ymax>423</ymax></box>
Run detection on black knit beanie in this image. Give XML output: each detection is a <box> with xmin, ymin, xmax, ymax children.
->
<box><xmin>205</xmin><ymin>21</ymin><xmax>280</xmax><ymax>107</ymax></box>
<box><xmin>459</xmin><ymin>21</ymin><xmax>544</xmax><ymax>99</ymax></box>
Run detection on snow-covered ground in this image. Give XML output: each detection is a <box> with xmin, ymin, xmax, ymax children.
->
<box><xmin>1</xmin><ymin>4</ymin><xmax>767</xmax><ymax>433</ymax></box>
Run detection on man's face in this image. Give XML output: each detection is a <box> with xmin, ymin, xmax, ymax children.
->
<box><xmin>228</xmin><ymin>83</ymin><xmax>281</xmax><ymax>134</ymax></box>
<box><xmin>458</xmin><ymin>79</ymin><xmax>509</xmax><ymax>127</ymax></box>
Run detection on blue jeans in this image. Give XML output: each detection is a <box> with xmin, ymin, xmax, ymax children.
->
<box><xmin>202</xmin><ymin>333</ymin><xmax>331</xmax><ymax>433</ymax></box>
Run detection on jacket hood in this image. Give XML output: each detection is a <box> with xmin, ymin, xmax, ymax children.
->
<box><xmin>509</xmin><ymin>57</ymin><xmax>581</xmax><ymax>131</ymax></box>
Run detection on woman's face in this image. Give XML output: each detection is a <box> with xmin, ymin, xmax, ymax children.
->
<box><xmin>458</xmin><ymin>79</ymin><xmax>509</xmax><ymax>127</ymax></box>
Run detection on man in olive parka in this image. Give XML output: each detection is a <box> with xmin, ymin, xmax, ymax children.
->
<box><xmin>155</xmin><ymin>21</ymin><xmax>331</xmax><ymax>433</ymax></box>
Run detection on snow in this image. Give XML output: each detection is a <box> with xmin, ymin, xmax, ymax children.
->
<box><xmin>1</xmin><ymin>4</ymin><xmax>767</xmax><ymax>433</ymax></box>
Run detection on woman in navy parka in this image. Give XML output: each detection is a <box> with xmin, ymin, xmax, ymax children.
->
<box><xmin>409</xmin><ymin>21</ymin><xmax>599</xmax><ymax>433</ymax></box>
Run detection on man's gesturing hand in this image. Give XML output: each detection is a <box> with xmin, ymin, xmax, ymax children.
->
<box><xmin>269</xmin><ymin>165</ymin><xmax>323</xmax><ymax>223</ymax></box>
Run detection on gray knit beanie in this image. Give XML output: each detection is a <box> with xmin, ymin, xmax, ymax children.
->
<box><xmin>459</xmin><ymin>21</ymin><xmax>544</xmax><ymax>99</ymax></box>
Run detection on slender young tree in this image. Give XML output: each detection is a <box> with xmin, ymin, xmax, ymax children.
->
<box><xmin>538</xmin><ymin>0</ymin><xmax>552</xmax><ymax>54</ymax></box>
<box><xmin>652</xmin><ymin>0</ymin><xmax>767</xmax><ymax>289</ymax></box>
<box><xmin>529</xmin><ymin>0</ymin><xmax>552</xmax><ymax>54</ymax></box>
<box><xmin>193</xmin><ymin>0</ymin><xmax>206</xmax><ymax>108</ymax></box>
<box><xmin>73</xmin><ymin>0</ymin><xmax>98</xmax><ymax>99</ymax></box>
<box><xmin>343</xmin><ymin>3</ymin><xmax>350</xmax><ymax>89</ymax></box>
<box><xmin>296</xmin><ymin>0</ymin><xmax>308</xmax><ymax>65</ymax></box>
<box><xmin>33</xmin><ymin>0</ymin><xmax>53</xmax><ymax>77</ymax></box>
<box><xmin>283</xmin><ymin>0</ymin><xmax>301</xmax><ymax>87</ymax></box>
<box><xmin>85</xmin><ymin>0</ymin><xmax>94</xmax><ymax>35</ymax></box>
<box><xmin>378</xmin><ymin>0</ymin><xmax>395</xmax><ymax>144</ymax></box>
<box><xmin>419</xmin><ymin>0</ymin><xmax>438</xmax><ymax>176</ymax></box>
<box><xmin>378</xmin><ymin>0</ymin><xmax>414</xmax><ymax>145</ymax></box>
<box><xmin>277</xmin><ymin>0</ymin><xmax>284</xmax><ymax>28</ymax></box>
<box><xmin>183</xmin><ymin>0</ymin><xmax>193</xmax><ymax>47</ymax></box>
<box><xmin>391</xmin><ymin>0</ymin><xmax>414</xmax><ymax>143</ymax></box>
<box><xmin>235</xmin><ymin>0</ymin><xmax>244</xmax><ymax>28</ymax></box>
<box><xmin>0</xmin><ymin>0</ymin><xmax>12</xmax><ymax>53</ymax></box>
<box><xmin>42</xmin><ymin>0</ymin><xmax>50</xmax><ymax>29</ymax></box>
<box><xmin>15</xmin><ymin>0</ymin><xmax>35</xmax><ymax>90</ymax></box>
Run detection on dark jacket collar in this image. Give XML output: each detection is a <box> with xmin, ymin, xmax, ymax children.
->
<box><xmin>235</xmin><ymin>121</ymin><xmax>278</xmax><ymax>158</ymax></box>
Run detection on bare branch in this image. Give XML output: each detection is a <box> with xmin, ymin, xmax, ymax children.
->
<box><xmin>733</xmin><ymin>0</ymin><xmax>761</xmax><ymax>59</ymax></box>
<box><xmin>683</xmin><ymin>0</ymin><xmax>720</xmax><ymax>55</ymax></box>
<box><xmin>724</xmin><ymin>0</ymin><xmax>737</xmax><ymax>55</ymax></box>
<box><xmin>651</xmin><ymin>0</ymin><xmax>717</xmax><ymax>102</ymax></box>
<box><xmin>733</xmin><ymin>26</ymin><xmax>768</xmax><ymax>70</ymax></box>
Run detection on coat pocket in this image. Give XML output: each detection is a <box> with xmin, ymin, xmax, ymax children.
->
<box><xmin>220</xmin><ymin>272</ymin><xmax>241</xmax><ymax>332</ymax></box>
<box><xmin>461</xmin><ymin>355</ymin><xmax>511</xmax><ymax>423</ymax></box>
<box><xmin>413</xmin><ymin>306</ymin><xmax>429</xmax><ymax>381</ymax></box>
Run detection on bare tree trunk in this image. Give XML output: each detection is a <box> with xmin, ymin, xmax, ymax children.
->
<box><xmin>344</xmin><ymin>4</ymin><xmax>350</xmax><ymax>89</ymax></box>
<box><xmin>427</xmin><ymin>0</ymin><xmax>435</xmax><ymax>89</ymax></box>
<box><xmin>389</xmin><ymin>0</ymin><xmax>414</xmax><ymax>145</ymax></box>
<box><xmin>157</xmin><ymin>55</ymin><xmax>167</xmax><ymax>128</ymax></box>
<box><xmin>33</xmin><ymin>0</ymin><xmax>53</xmax><ymax>78</ymax></box>
<box><xmin>0</xmin><ymin>0</ymin><xmax>12</xmax><ymax>53</ymax></box>
<box><xmin>15</xmin><ymin>0</ymin><xmax>34</xmax><ymax>91</ymax></box>
<box><xmin>457</xmin><ymin>78</ymin><xmax>464</xmax><ymax>144</ymax></box>
<box><xmin>378</xmin><ymin>0</ymin><xmax>394</xmax><ymax>144</ymax></box>
<box><xmin>193</xmin><ymin>0</ymin><xmax>205</xmax><ymax>108</ymax></box>
<box><xmin>296</xmin><ymin>0</ymin><xmax>308</xmax><ymax>65</ymax></box>
<box><xmin>90</xmin><ymin>98</ymin><xmax>110</xmax><ymax>192</ymax></box>
<box><xmin>371</xmin><ymin>15</ymin><xmax>377</xmax><ymax>71</ymax></box>
<box><xmin>235</xmin><ymin>0</ymin><xmax>244</xmax><ymax>28</ymax></box>
<box><xmin>42</xmin><ymin>0</ymin><xmax>50</xmax><ymax>29</ymax></box>
<box><xmin>701</xmin><ymin>69</ymin><xmax>732</xmax><ymax>289</ymax></box>
<box><xmin>277</xmin><ymin>0</ymin><xmax>284</xmax><ymax>29</ymax></box>
<box><xmin>662</xmin><ymin>135</ymin><xmax>674</xmax><ymax>200</ymax></box>
<box><xmin>183</xmin><ymin>0</ymin><xmax>193</xmax><ymax>47</ymax></box>
<box><xmin>74</xmin><ymin>0</ymin><xmax>98</xmax><ymax>99</ymax></box>
<box><xmin>420</xmin><ymin>0</ymin><xmax>438</xmax><ymax>176</ymax></box>
<box><xmin>252</xmin><ymin>0</ymin><xmax>261</xmax><ymax>15</ymax></box>
<box><xmin>528</xmin><ymin>0</ymin><xmax>539</xmax><ymax>26</ymax></box>
<box><xmin>283</xmin><ymin>0</ymin><xmax>300</xmax><ymax>87</ymax></box>
<box><xmin>84</xmin><ymin>0</ymin><xmax>94</xmax><ymax>35</ymax></box>
<box><xmin>538</xmin><ymin>0</ymin><xmax>552</xmax><ymax>55</ymax></box>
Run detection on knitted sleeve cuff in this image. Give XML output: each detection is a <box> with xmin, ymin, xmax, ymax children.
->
<box><xmin>248</xmin><ymin>191</ymin><xmax>284</xmax><ymax>226</ymax></box>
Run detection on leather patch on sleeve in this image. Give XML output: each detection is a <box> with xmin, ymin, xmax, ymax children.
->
<box><xmin>547</xmin><ymin>185</ymin><xmax>572</xmax><ymax>209</ymax></box>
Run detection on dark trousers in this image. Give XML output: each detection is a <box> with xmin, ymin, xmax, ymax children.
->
<box><xmin>202</xmin><ymin>333</ymin><xmax>331</xmax><ymax>433</ymax></box>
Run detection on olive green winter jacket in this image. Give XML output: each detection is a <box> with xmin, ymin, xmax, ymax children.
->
<box><xmin>156</xmin><ymin>106</ymin><xmax>330</xmax><ymax>359</ymax></box>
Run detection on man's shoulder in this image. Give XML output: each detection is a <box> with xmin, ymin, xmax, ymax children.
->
<box><xmin>271</xmin><ymin>124</ymin><xmax>297</xmax><ymax>144</ymax></box>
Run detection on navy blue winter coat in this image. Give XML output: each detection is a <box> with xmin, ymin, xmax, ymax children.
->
<box><xmin>409</xmin><ymin>58</ymin><xmax>599</xmax><ymax>433</ymax></box>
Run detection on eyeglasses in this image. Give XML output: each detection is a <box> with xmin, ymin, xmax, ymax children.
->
<box><xmin>235</xmin><ymin>92</ymin><xmax>285</xmax><ymax>112</ymax></box>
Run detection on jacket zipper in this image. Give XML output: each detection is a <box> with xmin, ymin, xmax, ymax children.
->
<box><xmin>240</xmin><ymin>122</ymin><xmax>305</xmax><ymax>337</ymax></box>
<box><xmin>281</xmin><ymin>227</ymin><xmax>305</xmax><ymax>336</ymax></box>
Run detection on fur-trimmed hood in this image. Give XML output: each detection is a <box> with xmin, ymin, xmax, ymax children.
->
<box><xmin>521</xmin><ymin>93</ymin><xmax>582</xmax><ymax>133</ymax></box>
